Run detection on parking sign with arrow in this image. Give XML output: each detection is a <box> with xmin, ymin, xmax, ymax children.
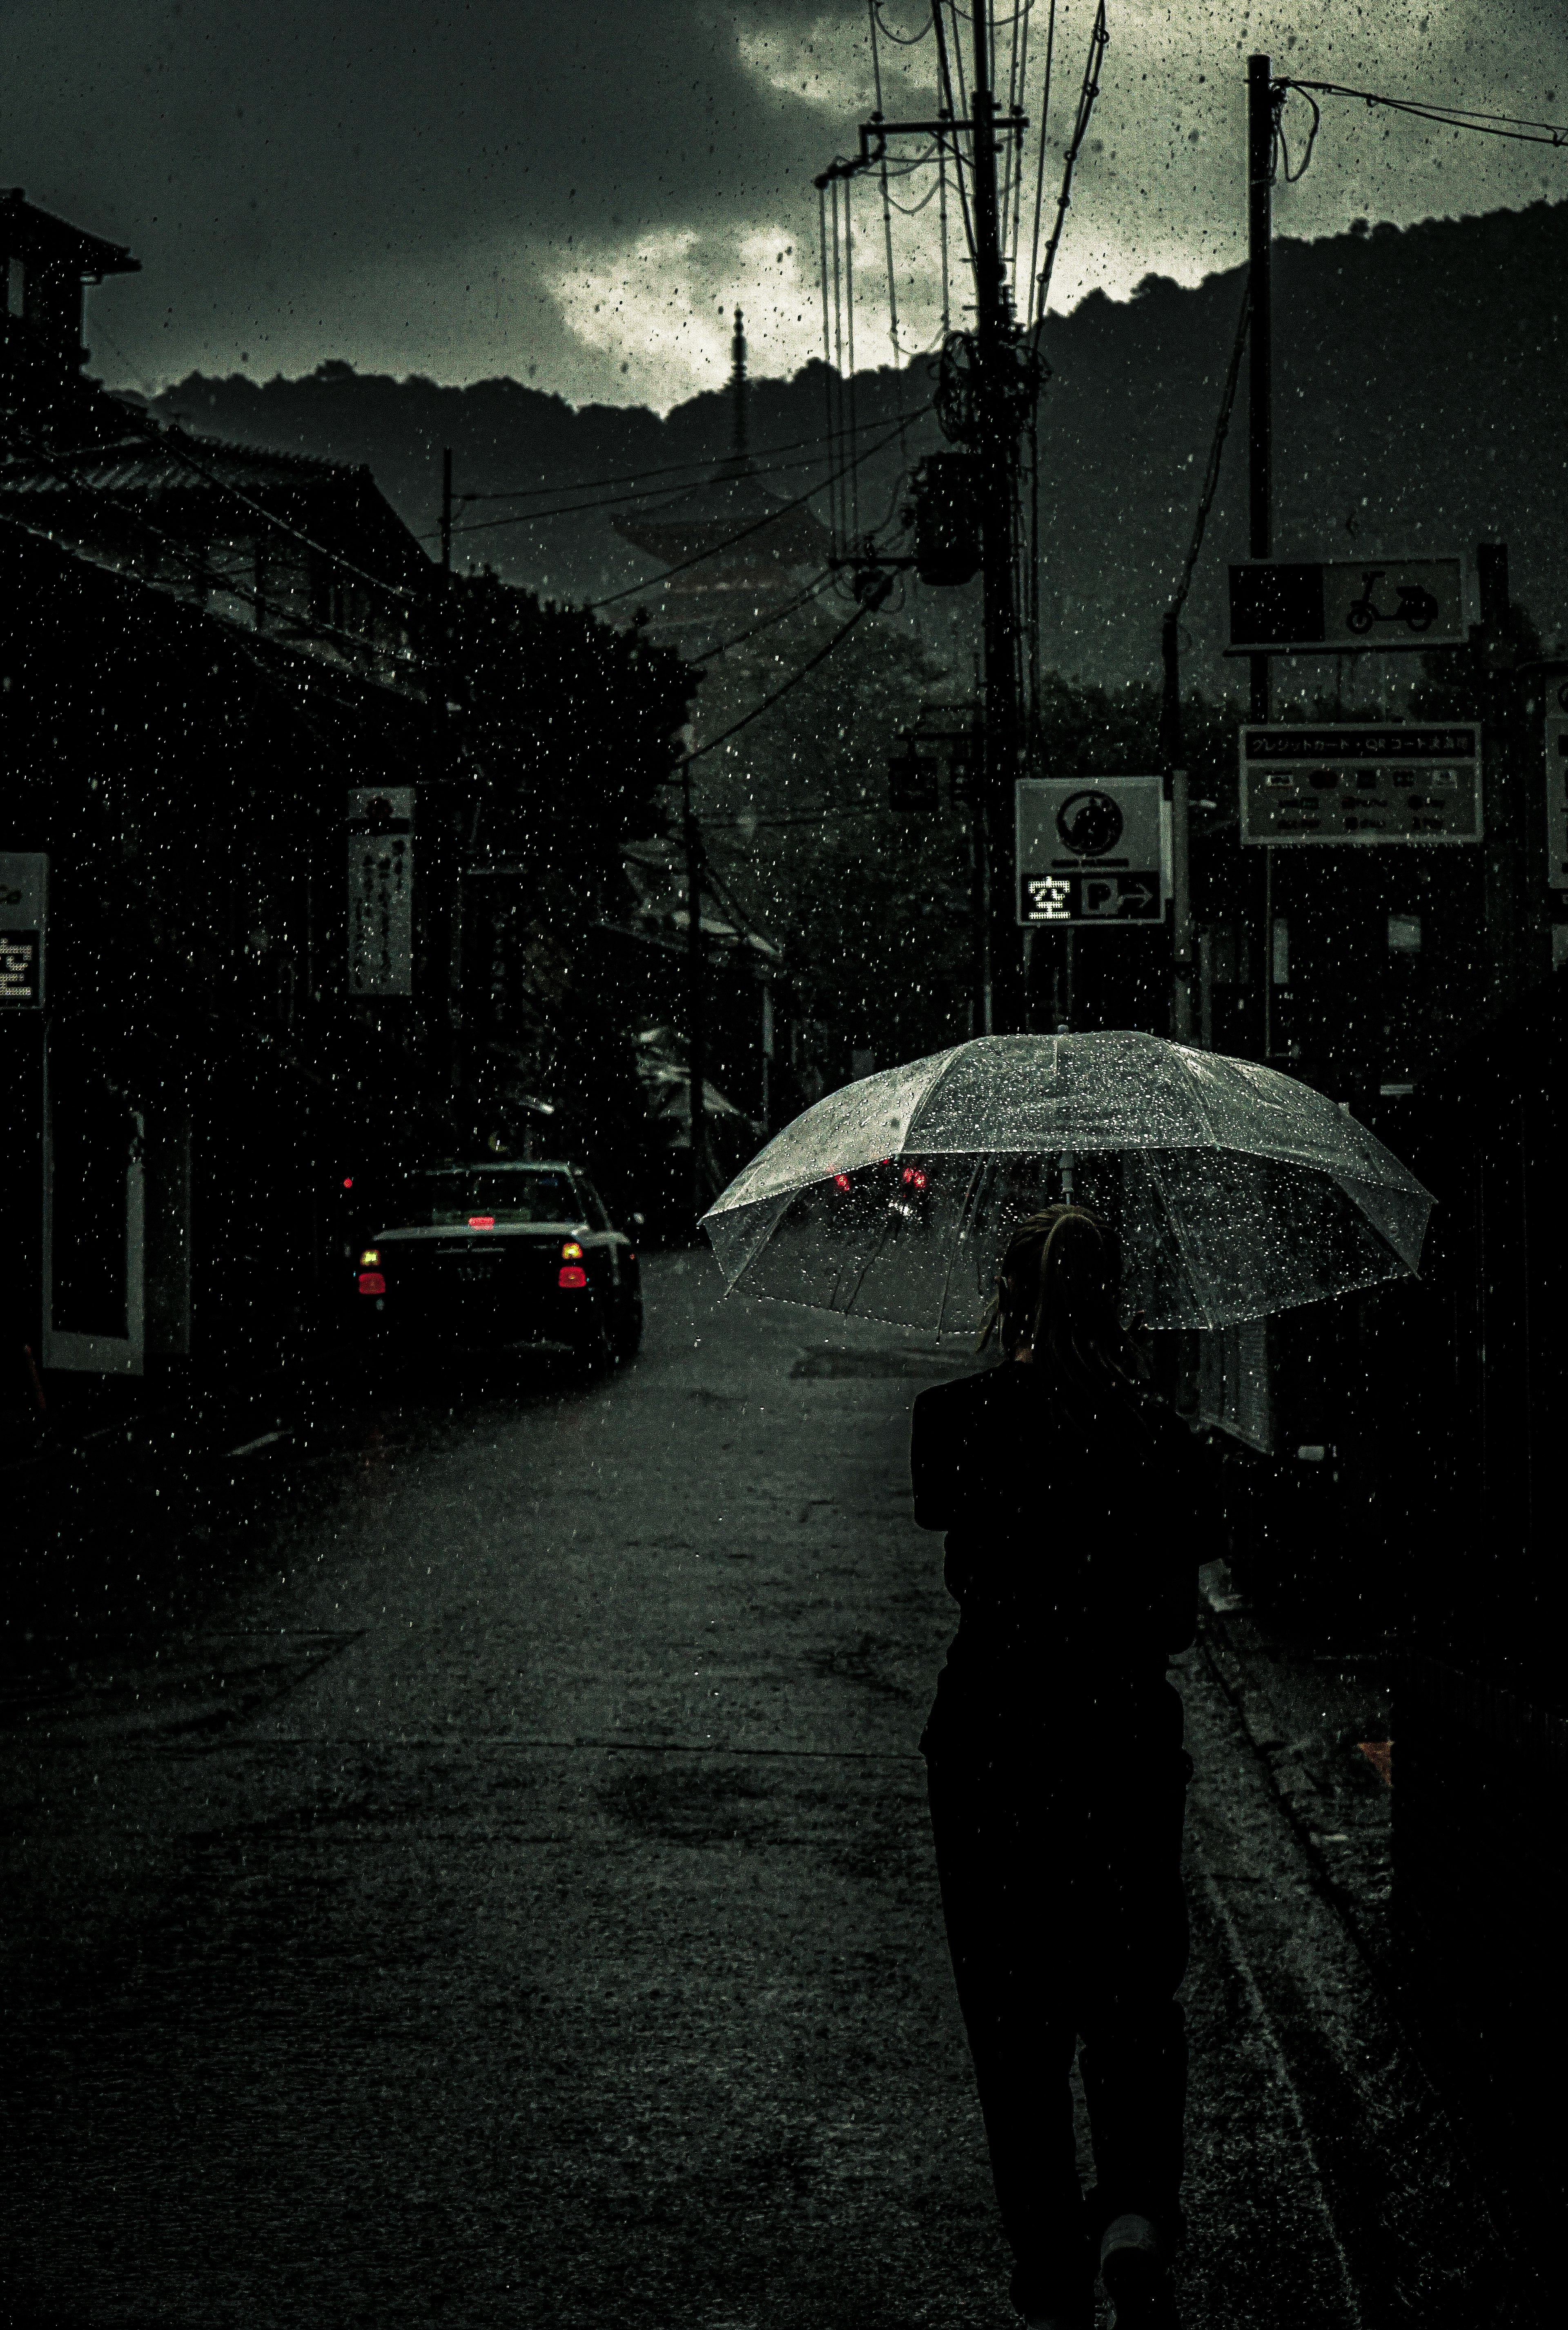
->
<box><xmin>1016</xmin><ymin>778</ymin><xmax>1167</xmax><ymax>925</ymax></box>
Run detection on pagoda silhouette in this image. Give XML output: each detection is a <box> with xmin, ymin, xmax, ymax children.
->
<box><xmin>612</xmin><ymin>308</ymin><xmax>829</xmax><ymax>651</ymax></box>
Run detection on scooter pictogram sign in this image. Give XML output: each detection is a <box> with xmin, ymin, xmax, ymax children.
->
<box><xmin>1227</xmin><ymin>559</ymin><xmax>1465</xmax><ymax>654</ymax></box>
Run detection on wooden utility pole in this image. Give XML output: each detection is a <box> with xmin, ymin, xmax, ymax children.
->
<box><xmin>969</xmin><ymin>1</ymin><xmax>1025</xmax><ymax>1034</ymax></box>
<box><xmin>1247</xmin><ymin>55</ymin><xmax>1273</xmax><ymax>723</ymax></box>
<box><xmin>1161</xmin><ymin>609</ymin><xmax>1194</xmax><ymax>1040</ymax></box>
<box><xmin>440</xmin><ymin>448</ymin><xmax>453</xmax><ymax>572</ymax></box>
<box><xmin>683</xmin><ymin>761</ymin><xmax>708</xmax><ymax>1230</ymax></box>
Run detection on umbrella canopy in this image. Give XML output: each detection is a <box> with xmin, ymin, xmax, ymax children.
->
<box><xmin>701</xmin><ymin>1032</ymin><xmax>1434</xmax><ymax>1334</ymax></box>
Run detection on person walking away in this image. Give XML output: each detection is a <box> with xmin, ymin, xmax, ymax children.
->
<box><xmin>911</xmin><ymin>1206</ymin><xmax>1217</xmax><ymax>2330</ymax></box>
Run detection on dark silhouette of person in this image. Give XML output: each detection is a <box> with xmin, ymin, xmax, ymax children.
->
<box><xmin>911</xmin><ymin>1205</ymin><xmax>1216</xmax><ymax>2329</ymax></box>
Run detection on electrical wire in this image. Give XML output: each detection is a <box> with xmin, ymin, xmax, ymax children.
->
<box><xmin>931</xmin><ymin>2</ymin><xmax>979</xmax><ymax>268</ymax></box>
<box><xmin>1024</xmin><ymin>0</ymin><xmax>1057</xmax><ymax>322</ymax></box>
<box><xmin>439</xmin><ymin>436</ymin><xmax>908</xmax><ymax>539</ymax></box>
<box><xmin>873</xmin><ymin>0</ymin><xmax>934</xmax><ymax>41</ymax></box>
<box><xmin>1168</xmin><ymin>278</ymin><xmax>1251</xmax><ymax>619</ymax></box>
<box><xmin>671</xmin><ymin>600</ymin><xmax>872</xmax><ymax>771</ymax></box>
<box><xmin>845</xmin><ymin>178</ymin><xmax>860</xmax><ymax>536</ymax></box>
<box><xmin>704</xmin><ymin>802</ymin><xmax>888</xmax><ymax>833</ymax></box>
<box><xmin>587</xmin><ymin>420</ymin><xmax>912</xmax><ymax>612</ymax></box>
<box><xmin>1276</xmin><ymin>77</ymin><xmax>1568</xmax><ymax>151</ymax></box>
<box><xmin>454</xmin><ymin>414</ymin><xmax>906</xmax><ymax>506</ymax></box>
<box><xmin>1</xmin><ymin>432</ymin><xmax>408</xmax><ymax>660</ymax></box>
<box><xmin>1275</xmin><ymin>86</ymin><xmax>1322</xmax><ymax>184</ymax></box>
<box><xmin>1028</xmin><ymin>0</ymin><xmax>1107</xmax><ymax>347</ymax></box>
<box><xmin>24</xmin><ymin>425</ymin><xmax>423</xmax><ymax>605</ymax></box>
<box><xmin>702</xmin><ymin>567</ymin><xmax>836</xmax><ymax>657</ymax></box>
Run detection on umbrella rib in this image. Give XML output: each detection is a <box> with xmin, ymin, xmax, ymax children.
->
<box><xmin>1143</xmin><ymin>1150</ymin><xmax>1218</xmax><ymax>1332</ymax></box>
<box><xmin>833</xmin><ymin>1186</ymin><xmax>904</xmax><ymax>1318</ymax></box>
<box><xmin>902</xmin><ymin>1042</ymin><xmax>969</xmax><ymax>1150</ymax></box>
<box><xmin>934</xmin><ymin>1157</ymin><xmax>987</xmax><ymax>1337</ymax></box>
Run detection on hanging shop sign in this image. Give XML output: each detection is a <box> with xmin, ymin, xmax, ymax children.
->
<box><xmin>1239</xmin><ymin>725</ymin><xmax>1481</xmax><ymax>846</ymax></box>
<box><xmin>346</xmin><ymin>788</ymin><xmax>414</xmax><ymax>996</ymax></box>
<box><xmin>1546</xmin><ymin>714</ymin><xmax>1568</xmax><ymax>890</ymax></box>
<box><xmin>0</xmin><ymin>851</ymin><xmax>47</xmax><ymax>1007</ymax></box>
<box><xmin>1016</xmin><ymin>777</ymin><xmax>1168</xmax><ymax>924</ymax></box>
<box><xmin>1227</xmin><ymin>559</ymin><xmax>1466</xmax><ymax>655</ymax></box>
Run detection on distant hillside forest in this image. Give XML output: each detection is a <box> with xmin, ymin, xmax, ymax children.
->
<box><xmin>140</xmin><ymin>199</ymin><xmax>1568</xmax><ymax>692</ymax></box>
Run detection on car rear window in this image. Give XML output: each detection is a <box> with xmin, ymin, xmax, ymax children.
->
<box><xmin>409</xmin><ymin>1170</ymin><xmax>581</xmax><ymax>1226</ymax></box>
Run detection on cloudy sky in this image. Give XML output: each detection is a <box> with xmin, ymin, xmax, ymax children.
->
<box><xmin>9</xmin><ymin>1</ymin><xmax>1568</xmax><ymax>409</ymax></box>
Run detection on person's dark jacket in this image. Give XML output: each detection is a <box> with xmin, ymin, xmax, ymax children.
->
<box><xmin>911</xmin><ymin>1359</ymin><xmax>1219</xmax><ymax>1761</ymax></box>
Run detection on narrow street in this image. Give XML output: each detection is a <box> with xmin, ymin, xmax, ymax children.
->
<box><xmin>2</xmin><ymin>1255</ymin><xmax>1528</xmax><ymax>2330</ymax></box>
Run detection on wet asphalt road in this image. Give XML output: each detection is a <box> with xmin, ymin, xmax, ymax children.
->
<box><xmin>2</xmin><ymin>1254</ymin><xmax>1532</xmax><ymax>2329</ymax></box>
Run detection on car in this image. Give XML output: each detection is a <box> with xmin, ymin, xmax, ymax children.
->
<box><xmin>352</xmin><ymin>1159</ymin><xmax>642</xmax><ymax>1365</ymax></box>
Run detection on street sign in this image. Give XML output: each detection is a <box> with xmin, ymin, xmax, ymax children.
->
<box><xmin>1546</xmin><ymin>715</ymin><xmax>1568</xmax><ymax>889</ymax></box>
<box><xmin>1016</xmin><ymin>777</ymin><xmax>1166</xmax><ymax>924</ymax></box>
<box><xmin>1227</xmin><ymin>559</ymin><xmax>1466</xmax><ymax>654</ymax></box>
<box><xmin>347</xmin><ymin>787</ymin><xmax>414</xmax><ymax>996</ymax></box>
<box><xmin>0</xmin><ymin>851</ymin><xmax>47</xmax><ymax>1007</ymax></box>
<box><xmin>1240</xmin><ymin>725</ymin><xmax>1481</xmax><ymax>846</ymax></box>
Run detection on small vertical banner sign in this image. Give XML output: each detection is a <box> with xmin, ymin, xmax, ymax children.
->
<box><xmin>0</xmin><ymin>852</ymin><xmax>47</xmax><ymax>1007</ymax></box>
<box><xmin>1545</xmin><ymin>712</ymin><xmax>1568</xmax><ymax>890</ymax></box>
<box><xmin>346</xmin><ymin>788</ymin><xmax>414</xmax><ymax>996</ymax></box>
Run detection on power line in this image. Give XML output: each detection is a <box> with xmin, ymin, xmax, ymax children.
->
<box><xmin>701</xmin><ymin>567</ymin><xmax>836</xmax><ymax>657</ymax></box>
<box><xmin>1169</xmin><ymin>278</ymin><xmax>1251</xmax><ymax>619</ymax></box>
<box><xmin>1277</xmin><ymin>76</ymin><xmax>1568</xmax><ymax>151</ymax></box>
<box><xmin>674</xmin><ymin>601</ymin><xmax>872</xmax><ymax>773</ymax></box>
<box><xmin>1</xmin><ymin>430</ymin><xmax>407</xmax><ymax>661</ymax></box>
<box><xmin>156</xmin><ymin>432</ymin><xmax>421</xmax><ymax>600</ymax></box>
<box><xmin>588</xmin><ymin>416</ymin><xmax>916</xmax><ymax>613</ymax></box>
<box><xmin>454</xmin><ymin>413</ymin><xmax>908</xmax><ymax>506</ymax></box>
<box><xmin>1028</xmin><ymin>0</ymin><xmax>1107</xmax><ymax>342</ymax></box>
<box><xmin>1023</xmin><ymin>0</ymin><xmax>1057</xmax><ymax>312</ymax></box>
<box><xmin>439</xmin><ymin>433</ymin><xmax>918</xmax><ymax>541</ymax></box>
<box><xmin>705</xmin><ymin>803</ymin><xmax>888</xmax><ymax>832</ymax></box>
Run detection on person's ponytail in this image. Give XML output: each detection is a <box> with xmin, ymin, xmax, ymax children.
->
<box><xmin>976</xmin><ymin>1205</ymin><xmax>1145</xmax><ymax>1409</ymax></box>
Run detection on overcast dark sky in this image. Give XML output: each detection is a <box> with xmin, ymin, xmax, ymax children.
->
<box><xmin>9</xmin><ymin>2</ymin><xmax>1568</xmax><ymax>409</ymax></box>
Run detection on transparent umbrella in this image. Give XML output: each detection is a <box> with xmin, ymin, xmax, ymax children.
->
<box><xmin>701</xmin><ymin>1032</ymin><xmax>1433</xmax><ymax>1335</ymax></box>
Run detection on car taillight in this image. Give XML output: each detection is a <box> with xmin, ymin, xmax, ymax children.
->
<box><xmin>911</xmin><ymin>1169</ymin><xmax>927</xmax><ymax>1190</ymax></box>
<box><xmin>901</xmin><ymin>1166</ymin><xmax>927</xmax><ymax>1191</ymax></box>
<box><xmin>560</xmin><ymin>1240</ymin><xmax>584</xmax><ymax>1259</ymax></box>
<box><xmin>558</xmin><ymin>1265</ymin><xmax>588</xmax><ymax>1290</ymax></box>
<box><xmin>468</xmin><ymin>1215</ymin><xmax>495</xmax><ymax>1228</ymax></box>
<box><xmin>833</xmin><ymin>1172</ymin><xmax>851</xmax><ymax>1192</ymax></box>
<box><xmin>358</xmin><ymin>1272</ymin><xmax>385</xmax><ymax>1295</ymax></box>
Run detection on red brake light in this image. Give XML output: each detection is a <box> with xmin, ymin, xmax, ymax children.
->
<box><xmin>342</xmin><ymin>1176</ymin><xmax>354</xmax><ymax>1190</ymax></box>
<box><xmin>558</xmin><ymin>1265</ymin><xmax>588</xmax><ymax>1290</ymax></box>
<box><xmin>911</xmin><ymin>1169</ymin><xmax>928</xmax><ymax>1190</ymax></box>
<box><xmin>468</xmin><ymin>1215</ymin><xmax>495</xmax><ymax>1228</ymax></box>
<box><xmin>358</xmin><ymin>1271</ymin><xmax>385</xmax><ymax>1295</ymax></box>
<box><xmin>901</xmin><ymin>1167</ymin><xmax>913</xmax><ymax>1184</ymax></box>
<box><xmin>833</xmin><ymin>1172</ymin><xmax>851</xmax><ymax>1192</ymax></box>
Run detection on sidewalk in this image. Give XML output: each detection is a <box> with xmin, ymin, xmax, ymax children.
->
<box><xmin>1188</xmin><ymin>1564</ymin><xmax>1543</xmax><ymax>2324</ymax></box>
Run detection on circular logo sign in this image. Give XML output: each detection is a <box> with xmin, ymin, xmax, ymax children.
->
<box><xmin>1055</xmin><ymin>789</ymin><xmax>1125</xmax><ymax>857</ymax></box>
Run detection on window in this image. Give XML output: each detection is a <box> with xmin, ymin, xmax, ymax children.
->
<box><xmin>6</xmin><ymin>257</ymin><xmax>24</xmax><ymax>319</ymax></box>
<box><xmin>576</xmin><ymin>1178</ymin><xmax>611</xmax><ymax>1231</ymax></box>
<box><xmin>409</xmin><ymin>1168</ymin><xmax>579</xmax><ymax>1226</ymax></box>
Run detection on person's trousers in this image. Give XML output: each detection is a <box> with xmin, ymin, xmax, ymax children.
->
<box><xmin>925</xmin><ymin>1743</ymin><xmax>1191</xmax><ymax>2318</ymax></box>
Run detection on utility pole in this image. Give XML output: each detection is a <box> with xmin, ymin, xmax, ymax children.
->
<box><xmin>1161</xmin><ymin>608</ymin><xmax>1194</xmax><ymax>1040</ymax></box>
<box><xmin>969</xmin><ymin>2</ymin><xmax>1026</xmax><ymax>1034</ymax></box>
<box><xmin>682</xmin><ymin>761</ymin><xmax>708</xmax><ymax>1232</ymax></box>
<box><xmin>440</xmin><ymin>448</ymin><xmax>453</xmax><ymax>573</ymax></box>
<box><xmin>1247</xmin><ymin>54</ymin><xmax>1273</xmax><ymax>724</ymax></box>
